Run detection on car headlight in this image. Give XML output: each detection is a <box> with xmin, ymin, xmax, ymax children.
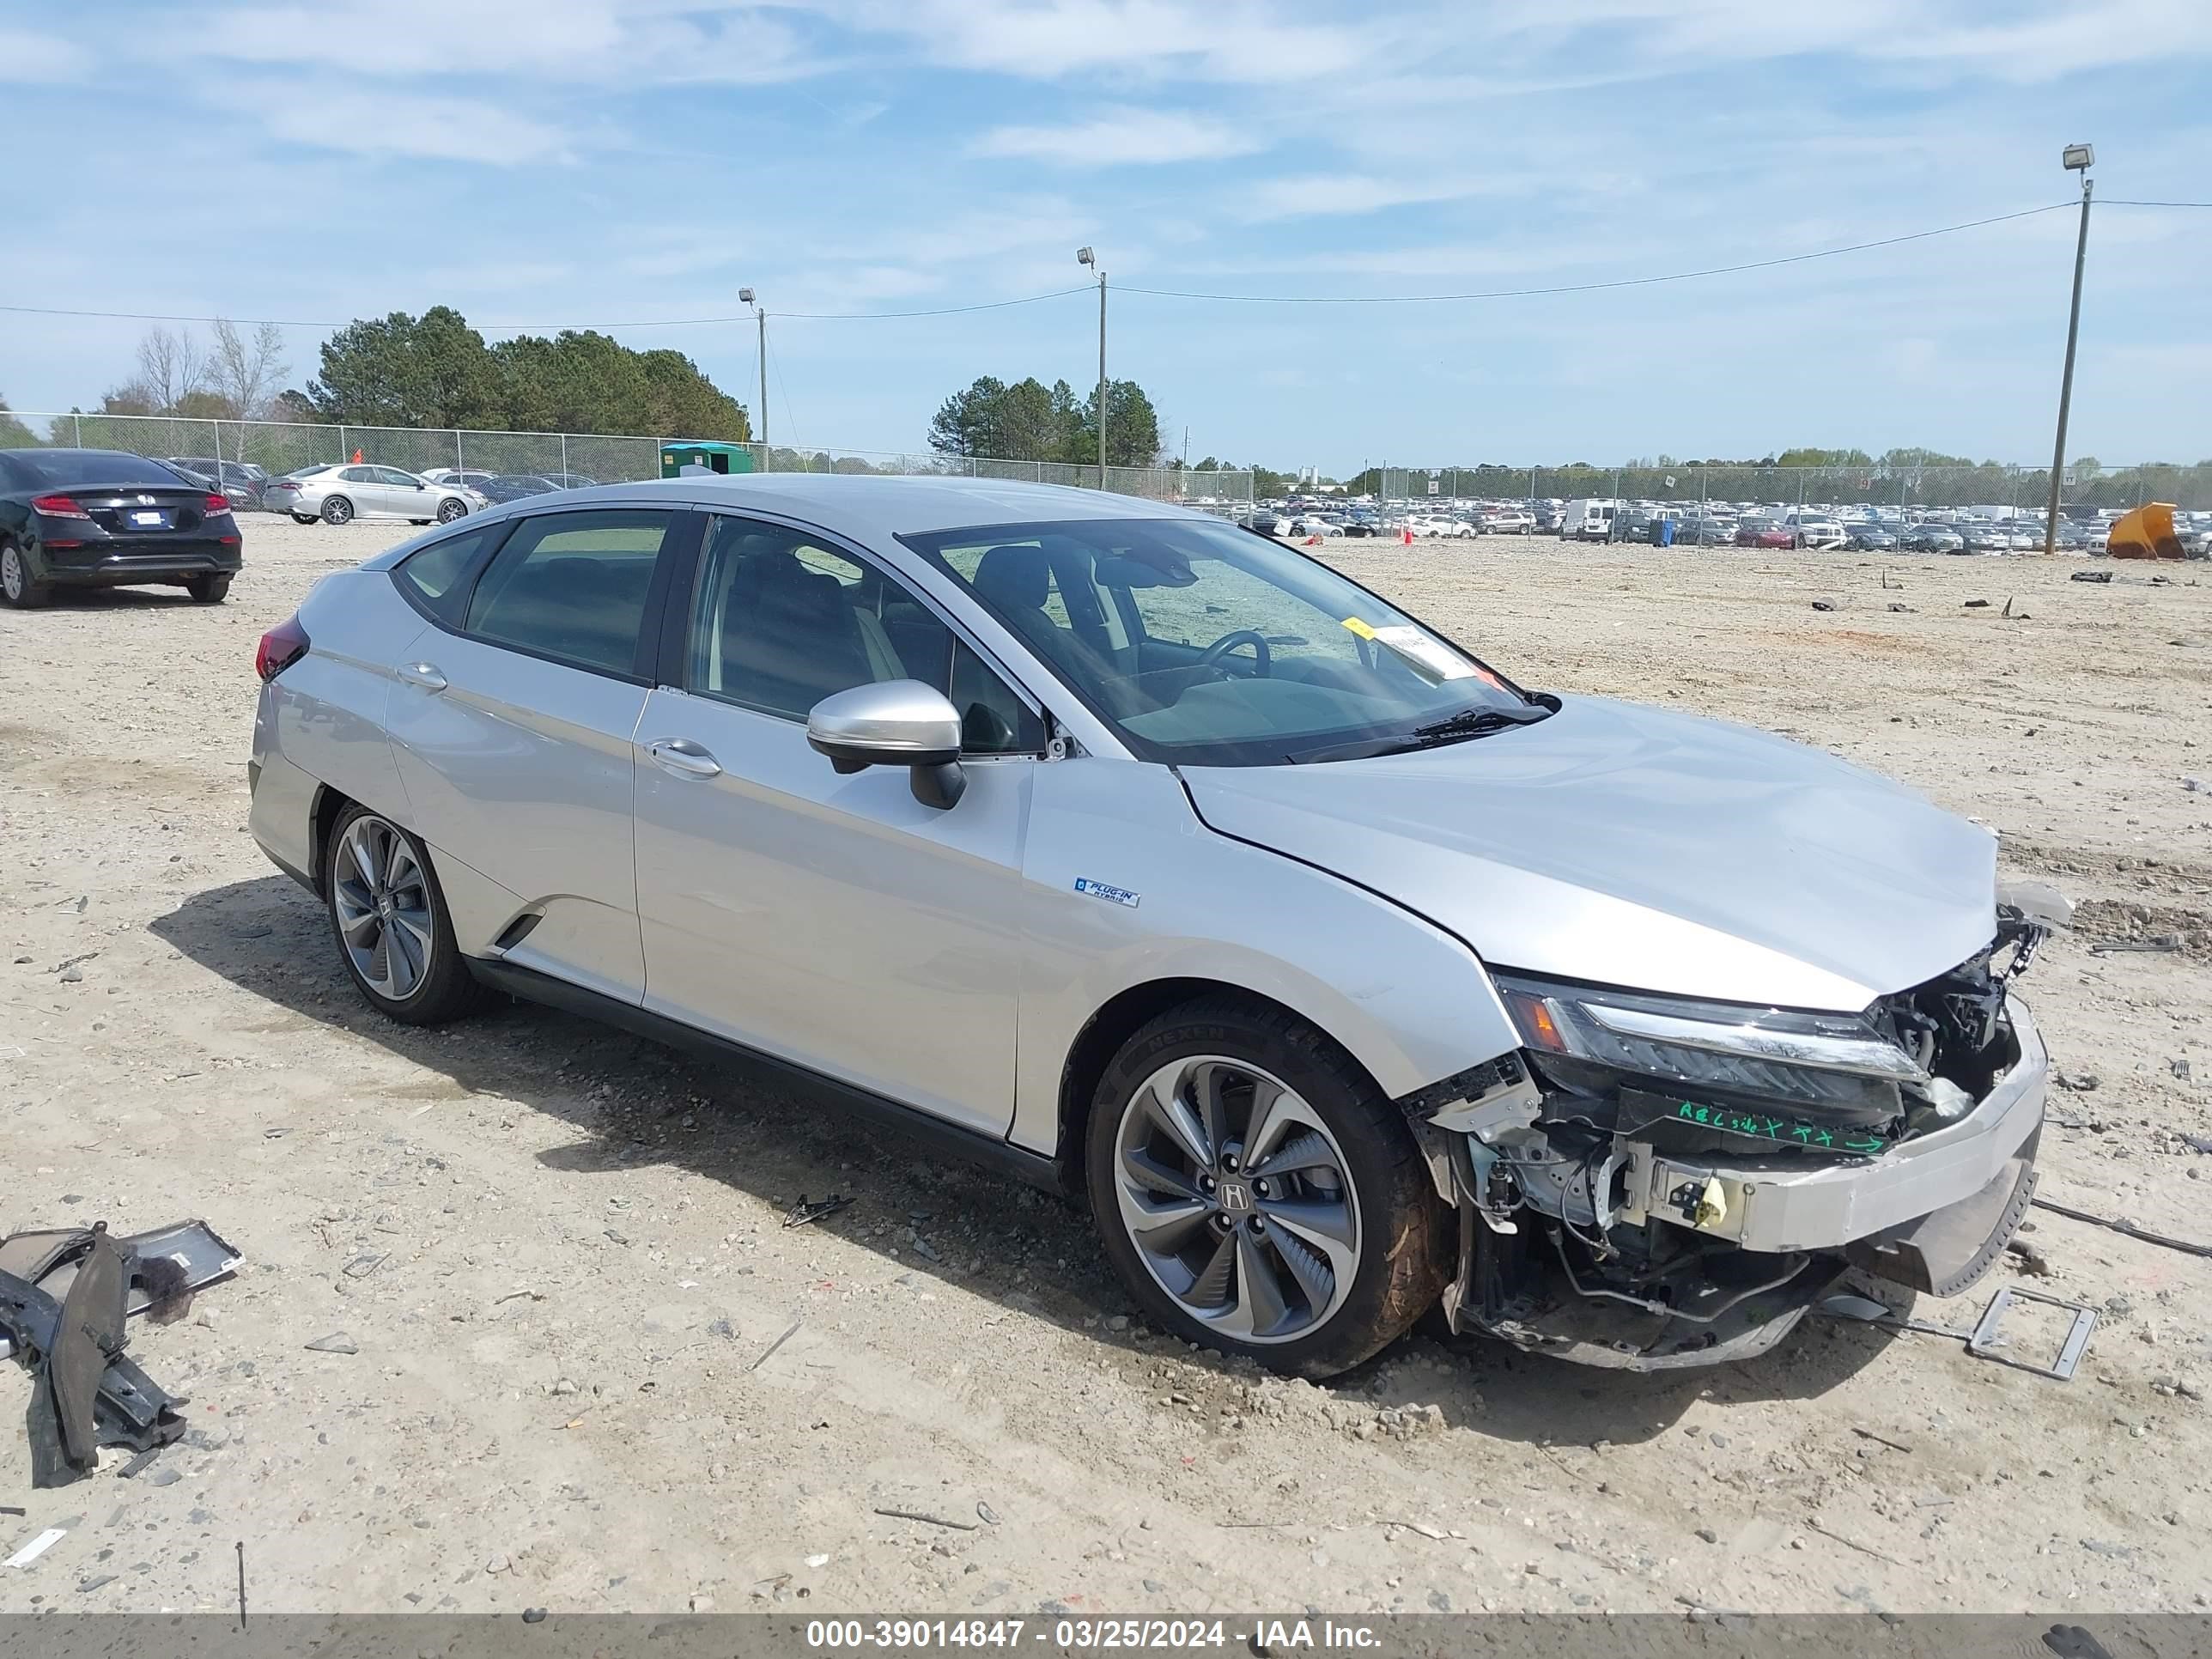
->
<box><xmin>1492</xmin><ymin>972</ymin><xmax>1923</xmax><ymax>1111</ymax></box>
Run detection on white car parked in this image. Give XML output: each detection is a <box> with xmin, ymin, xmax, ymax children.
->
<box><xmin>264</xmin><ymin>464</ymin><xmax>487</xmax><ymax>527</ymax></box>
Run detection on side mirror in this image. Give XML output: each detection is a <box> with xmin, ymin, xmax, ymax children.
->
<box><xmin>806</xmin><ymin>680</ymin><xmax>967</xmax><ymax>809</ymax></box>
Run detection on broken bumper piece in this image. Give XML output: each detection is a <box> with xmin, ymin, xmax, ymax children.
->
<box><xmin>0</xmin><ymin>1218</ymin><xmax>239</xmax><ymax>1487</ymax></box>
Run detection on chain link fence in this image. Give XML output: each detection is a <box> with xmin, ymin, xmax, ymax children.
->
<box><xmin>1367</xmin><ymin>460</ymin><xmax>2211</xmax><ymax>513</ymax></box>
<box><xmin>1</xmin><ymin>413</ymin><xmax>1251</xmax><ymax>508</ymax></box>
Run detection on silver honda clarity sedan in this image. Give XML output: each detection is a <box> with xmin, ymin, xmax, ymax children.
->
<box><xmin>248</xmin><ymin>477</ymin><xmax>2055</xmax><ymax>1376</ymax></box>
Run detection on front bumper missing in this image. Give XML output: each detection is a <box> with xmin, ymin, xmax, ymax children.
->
<box><xmin>1435</xmin><ymin>1000</ymin><xmax>2049</xmax><ymax>1370</ymax></box>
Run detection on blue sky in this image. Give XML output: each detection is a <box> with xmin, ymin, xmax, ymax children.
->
<box><xmin>3</xmin><ymin>0</ymin><xmax>2209</xmax><ymax>470</ymax></box>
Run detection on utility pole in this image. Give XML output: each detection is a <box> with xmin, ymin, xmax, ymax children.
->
<box><xmin>739</xmin><ymin>289</ymin><xmax>766</xmax><ymax>451</ymax></box>
<box><xmin>2045</xmin><ymin>145</ymin><xmax>2095</xmax><ymax>555</ymax></box>
<box><xmin>1077</xmin><ymin>248</ymin><xmax>1106</xmax><ymax>487</ymax></box>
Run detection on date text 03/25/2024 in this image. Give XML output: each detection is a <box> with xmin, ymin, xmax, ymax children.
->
<box><xmin>804</xmin><ymin>1618</ymin><xmax>1382</xmax><ymax>1650</ymax></box>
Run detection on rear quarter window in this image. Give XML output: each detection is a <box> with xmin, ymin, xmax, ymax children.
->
<box><xmin>393</xmin><ymin>526</ymin><xmax>501</xmax><ymax>623</ymax></box>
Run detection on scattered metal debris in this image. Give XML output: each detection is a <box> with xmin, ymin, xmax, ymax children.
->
<box><xmin>2090</xmin><ymin>936</ymin><xmax>2179</xmax><ymax>955</ymax></box>
<box><xmin>2069</xmin><ymin>568</ymin><xmax>2114</xmax><ymax>583</ymax></box>
<box><xmin>749</xmin><ymin>1319</ymin><xmax>802</xmax><ymax>1372</ymax></box>
<box><xmin>303</xmin><ymin>1332</ymin><xmax>360</xmax><ymax>1354</ymax></box>
<box><xmin>1817</xmin><ymin>1282</ymin><xmax>2098</xmax><ymax>1381</ymax></box>
<box><xmin>1968</xmin><ymin>1286</ymin><xmax>2099</xmax><ymax>1382</ymax></box>
<box><xmin>2033</xmin><ymin>1197</ymin><xmax>2212</xmax><ymax>1260</ymax></box>
<box><xmin>782</xmin><ymin>1194</ymin><xmax>853</xmax><ymax>1229</ymax></box>
<box><xmin>1804</xmin><ymin>1518</ymin><xmax>1906</xmax><ymax>1567</ymax></box>
<box><xmin>873</xmin><ymin>1505</ymin><xmax>981</xmax><ymax>1531</ymax></box>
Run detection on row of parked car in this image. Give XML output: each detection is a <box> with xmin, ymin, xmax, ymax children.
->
<box><xmin>156</xmin><ymin>457</ymin><xmax>601</xmax><ymax>525</ymax></box>
<box><xmin>1231</xmin><ymin>493</ymin><xmax>2159</xmax><ymax>556</ymax></box>
<box><xmin>1233</xmin><ymin>503</ymin><xmax>1548</xmax><ymax>539</ymax></box>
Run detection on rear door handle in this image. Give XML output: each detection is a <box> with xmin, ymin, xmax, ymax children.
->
<box><xmin>646</xmin><ymin>738</ymin><xmax>722</xmax><ymax>779</ymax></box>
<box><xmin>398</xmin><ymin>661</ymin><xmax>447</xmax><ymax>692</ymax></box>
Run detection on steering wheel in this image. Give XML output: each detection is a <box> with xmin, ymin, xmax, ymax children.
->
<box><xmin>1195</xmin><ymin>629</ymin><xmax>1272</xmax><ymax>678</ymax></box>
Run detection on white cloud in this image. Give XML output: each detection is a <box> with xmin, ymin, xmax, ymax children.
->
<box><xmin>831</xmin><ymin>0</ymin><xmax>1382</xmax><ymax>83</ymax></box>
<box><xmin>1237</xmin><ymin>173</ymin><xmax>1510</xmax><ymax>221</ymax></box>
<box><xmin>176</xmin><ymin>0</ymin><xmax>829</xmax><ymax>85</ymax></box>
<box><xmin>253</xmin><ymin>84</ymin><xmax>573</xmax><ymax>164</ymax></box>
<box><xmin>970</xmin><ymin>107</ymin><xmax>1264</xmax><ymax>165</ymax></box>
<box><xmin>0</xmin><ymin>28</ymin><xmax>88</xmax><ymax>81</ymax></box>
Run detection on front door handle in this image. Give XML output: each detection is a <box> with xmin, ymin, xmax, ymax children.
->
<box><xmin>646</xmin><ymin>738</ymin><xmax>722</xmax><ymax>779</ymax></box>
<box><xmin>398</xmin><ymin>661</ymin><xmax>447</xmax><ymax>692</ymax></box>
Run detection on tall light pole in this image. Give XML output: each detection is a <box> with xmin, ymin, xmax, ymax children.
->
<box><xmin>1077</xmin><ymin>247</ymin><xmax>1105</xmax><ymax>488</ymax></box>
<box><xmin>739</xmin><ymin>288</ymin><xmax>766</xmax><ymax>451</ymax></box>
<box><xmin>2044</xmin><ymin>144</ymin><xmax>2094</xmax><ymax>555</ymax></box>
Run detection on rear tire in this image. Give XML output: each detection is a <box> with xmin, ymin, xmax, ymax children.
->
<box><xmin>1</xmin><ymin>543</ymin><xmax>52</xmax><ymax>609</ymax></box>
<box><xmin>323</xmin><ymin>804</ymin><xmax>490</xmax><ymax>1026</ymax></box>
<box><xmin>1084</xmin><ymin>995</ymin><xmax>1449</xmax><ymax>1378</ymax></box>
<box><xmin>321</xmin><ymin>495</ymin><xmax>354</xmax><ymax>526</ymax></box>
<box><xmin>186</xmin><ymin>574</ymin><xmax>231</xmax><ymax>605</ymax></box>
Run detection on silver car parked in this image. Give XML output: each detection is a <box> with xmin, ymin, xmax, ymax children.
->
<box><xmin>264</xmin><ymin>463</ymin><xmax>484</xmax><ymax>526</ymax></box>
<box><xmin>248</xmin><ymin>477</ymin><xmax>2055</xmax><ymax>1376</ymax></box>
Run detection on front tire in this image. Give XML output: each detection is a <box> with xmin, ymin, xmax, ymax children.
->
<box><xmin>324</xmin><ymin>805</ymin><xmax>489</xmax><ymax>1025</ymax></box>
<box><xmin>1</xmin><ymin>543</ymin><xmax>52</xmax><ymax>609</ymax></box>
<box><xmin>1085</xmin><ymin>996</ymin><xmax>1448</xmax><ymax>1377</ymax></box>
<box><xmin>186</xmin><ymin>574</ymin><xmax>232</xmax><ymax>605</ymax></box>
<box><xmin>435</xmin><ymin>498</ymin><xmax>467</xmax><ymax>524</ymax></box>
<box><xmin>321</xmin><ymin>495</ymin><xmax>354</xmax><ymax>526</ymax></box>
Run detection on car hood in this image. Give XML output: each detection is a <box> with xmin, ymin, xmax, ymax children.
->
<box><xmin>1181</xmin><ymin>696</ymin><xmax>1997</xmax><ymax>1012</ymax></box>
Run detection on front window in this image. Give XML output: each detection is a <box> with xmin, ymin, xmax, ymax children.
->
<box><xmin>903</xmin><ymin>517</ymin><xmax>1547</xmax><ymax>767</ymax></box>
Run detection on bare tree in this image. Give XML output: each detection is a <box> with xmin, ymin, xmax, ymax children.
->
<box><xmin>209</xmin><ymin>319</ymin><xmax>289</xmax><ymax>420</ymax></box>
<box><xmin>134</xmin><ymin>325</ymin><xmax>208</xmax><ymax>412</ymax></box>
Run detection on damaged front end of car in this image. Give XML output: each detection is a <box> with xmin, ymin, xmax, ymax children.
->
<box><xmin>1402</xmin><ymin>894</ymin><xmax>2061</xmax><ymax>1370</ymax></box>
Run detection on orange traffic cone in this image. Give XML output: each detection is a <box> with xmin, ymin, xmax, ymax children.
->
<box><xmin>351</xmin><ymin>448</ymin><xmax>364</xmax><ymax>464</ymax></box>
<box><xmin>1304</xmin><ymin>534</ymin><xmax>1322</xmax><ymax>546</ymax></box>
<box><xmin>1401</xmin><ymin>526</ymin><xmax>1413</xmax><ymax>545</ymax></box>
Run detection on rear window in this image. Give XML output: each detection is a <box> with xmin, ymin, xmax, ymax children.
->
<box><xmin>3</xmin><ymin>450</ymin><xmax>197</xmax><ymax>489</ymax></box>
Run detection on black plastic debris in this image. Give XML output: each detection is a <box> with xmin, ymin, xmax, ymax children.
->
<box><xmin>0</xmin><ymin>1218</ymin><xmax>240</xmax><ymax>1488</ymax></box>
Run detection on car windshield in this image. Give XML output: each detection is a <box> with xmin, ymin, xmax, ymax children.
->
<box><xmin>903</xmin><ymin>516</ymin><xmax>1546</xmax><ymax>767</ymax></box>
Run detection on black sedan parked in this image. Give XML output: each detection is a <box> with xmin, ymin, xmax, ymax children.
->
<box><xmin>475</xmin><ymin>473</ymin><xmax>564</xmax><ymax>504</ymax></box>
<box><xmin>164</xmin><ymin>456</ymin><xmax>270</xmax><ymax>513</ymax></box>
<box><xmin>0</xmin><ymin>449</ymin><xmax>240</xmax><ymax>608</ymax></box>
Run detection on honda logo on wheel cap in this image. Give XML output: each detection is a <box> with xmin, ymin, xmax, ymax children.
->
<box><xmin>1217</xmin><ymin>1180</ymin><xmax>1253</xmax><ymax>1212</ymax></box>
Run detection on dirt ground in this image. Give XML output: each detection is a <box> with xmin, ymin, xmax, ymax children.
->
<box><xmin>2</xmin><ymin>516</ymin><xmax>2208</xmax><ymax>1618</ymax></box>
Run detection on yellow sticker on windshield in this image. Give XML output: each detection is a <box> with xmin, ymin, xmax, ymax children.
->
<box><xmin>1341</xmin><ymin>617</ymin><xmax>1377</xmax><ymax>640</ymax></box>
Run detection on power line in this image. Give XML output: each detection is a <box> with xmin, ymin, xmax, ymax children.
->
<box><xmin>1114</xmin><ymin>203</ymin><xmax>2078</xmax><ymax>304</ymax></box>
<box><xmin>0</xmin><ymin>199</ymin><xmax>2195</xmax><ymax>333</ymax></box>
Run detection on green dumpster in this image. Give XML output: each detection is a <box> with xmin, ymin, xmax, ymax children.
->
<box><xmin>659</xmin><ymin>441</ymin><xmax>755</xmax><ymax>478</ymax></box>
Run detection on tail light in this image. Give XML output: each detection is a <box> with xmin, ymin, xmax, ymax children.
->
<box><xmin>255</xmin><ymin>614</ymin><xmax>311</xmax><ymax>682</ymax></box>
<box><xmin>30</xmin><ymin>494</ymin><xmax>88</xmax><ymax>519</ymax></box>
<box><xmin>204</xmin><ymin>494</ymin><xmax>232</xmax><ymax>515</ymax></box>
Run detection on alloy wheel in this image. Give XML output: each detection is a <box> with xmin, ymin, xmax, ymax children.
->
<box><xmin>332</xmin><ymin>815</ymin><xmax>435</xmax><ymax>1001</ymax></box>
<box><xmin>436</xmin><ymin>499</ymin><xmax>465</xmax><ymax>523</ymax></box>
<box><xmin>1111</xmin><ymin>1055</ymin><xmax>1362</xmax><ymax>1343</ymax></box>
<box><xmin>2</xmin><ymin>548</ymin><xmax>22</xmax><ymax>601</ymax></box>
